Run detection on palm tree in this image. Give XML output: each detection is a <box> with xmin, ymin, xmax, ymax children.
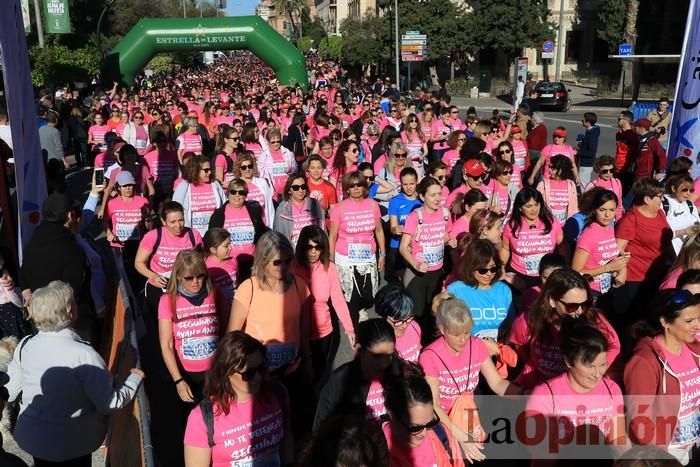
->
<box><xmin>274</xmin><ymin>0</ymin><xmax>305</xmax><ymax>40</ymax></box>
<box><xmin>619</xmin><ymin>0</ymin><xmax>638</xmax><ymax>93</ymax></box>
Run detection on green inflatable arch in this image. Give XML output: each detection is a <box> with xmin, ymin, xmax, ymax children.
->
<box><xmin>102</xmin><ymin>16</ymin><xmax>308</xmax><ymax>90</ymax></box>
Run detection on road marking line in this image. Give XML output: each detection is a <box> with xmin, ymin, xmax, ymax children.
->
<box><xmin>544</xmin><ymin>117</ymin><xmax>614</xmax><ymax>129</ymax></box>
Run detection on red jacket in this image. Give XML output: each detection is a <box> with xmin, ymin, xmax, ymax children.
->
<box><xmin>634</xmin><ymin>133</ymin><xmax>667</xmax><ymax>178</ymax></box>
<box><xmin>623</xmin><ymin>337</ymin><xmax>700</xmax><ymax>447</ymax></box>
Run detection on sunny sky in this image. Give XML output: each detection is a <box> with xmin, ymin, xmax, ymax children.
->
<box><xmin>225</xmin><ymin>0</ymin><xmax>258</xmax><ymax>16</ymax></box>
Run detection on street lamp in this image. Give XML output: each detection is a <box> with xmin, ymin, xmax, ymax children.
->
<box><xmin>97</xmin><ymin>0</ymin><xmax>116</xmax><ymax>58</ymax></box>
<box><xmin>394</xmin><ymin>0</ymin><xmax>399</xmax><ymax>86</ymax></box>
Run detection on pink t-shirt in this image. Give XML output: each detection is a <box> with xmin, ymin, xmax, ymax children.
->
<box><xmin>508</xmin><ymin>313</ymin><xmax>620</xmax><ymax>389</ymax></box>
<box><xmin>88</xmin><ymin>124</ymin><xmax>109</xmax><ymax>148</ymax></box>
<box><xmin>431</xmin><ymin>120</ymin><xmax>453</xmax><ymax>150</ymax></box>
<box><xmin>134</xmin><ymin>125</ymin><xmax>149</xmax><ymax>155</ymax></box>
<box><xmin>382</xmin><ymin>422</ymin><xmax>437</xmax><ymax>466</ymax></box>
<box><xmin>449</xmin><ymin>215</ymin><xmax>469</xmax><ymax>242</ymax></box>
<box><xmin>445</xmin><ymin>185</ymin><xmax>467</xmax><ymax>212</ymax></box>
<box><xmin>493</xmin><ymin>183</ymin><xmax>511</xmax><ymax>215</ymax></box>
<box><xmin>214</xmin><ymin>152</ymin><xmax>236</xmax><ymax>184</ymax></box>
<box><xmin>419</xmin><ymin>336</ymin><xmax>489</xmax><ymax>413</ymax></box>
<box><xmin>189</xmin><ymin>183</ymin><xmax>220</xmax><ymax>236</ymax></box>
<box><xmin>184</xmin><ymin>390</ymin><xmax>285</xmax><ymax>467</ymax></box>
<box><xmin>176</xmin><ymin>132</ymin><xmax>203</xmax><ymax>155</ymax></box>
<box><xmin>157</xmin><ymin>292</ymin><xmax>221</xmax><ymax>372</ymax></box>
<box><xmin>480</xmin><ymin>178</ymin><xmax>496</xmax><ymax>202</ymax></box>
<box><xmin>585</xmin><ymin>177</ymin><xmax>624</xmax><ymax>220</ymax></box>
<box><xmin>143</xmin><ymin>148</ymin><xmax>179</xmax><ymax>189</ymax></box>
<box><xmin>268</xmin><ymin>150</ymin><xmax>289</xmax><ymax>196</ymax></box>
<box><xmin>511</xmin><ymin>139</ymin><xmax>529</xmax><ymax>171</ymax></box>
<box><xmin>94</xmin><ymin>150</ymin><xmax>117</xmax><ymax>171</ymax></box>
<box><xmin>540</xmin><ymin>143</ymin><xmax>576</xmax><ymax>179</ymax></box>
<box><xmin>296</xmin><ymin>262</ymin><xmax>353</xmax><ymax>340</ymax></box>
<box><xmin>245</xmin><ymin>142</ymin><xmax>264</xmax><ymax>161</ymax></box>
<box><xmin>222</xmin><ymin>204</ymin><xmax>256</xmax><ymax>259</ymax></box>
<box><xmin>443</xmin><ymin>149</ymin><xmax>461</xmax><ymax>171</ymax></box>
<box><xmin>403</xmin><ymin>207</ymin><xmax>451</xmax><ymax>271</ymax></box>
<box><xmin>329</xmin><ymin>198</ymin><xmax>381</xmax><ymax>260</ymax></box>
<box><xmin>660</xmin><ymin>337</ymin><xmax>700</xmax><ymax>449</ymax></box>
<box><xmin>576</xmin><ymin>222</ymin><xmax>619</xmax><ymax>293</ymax></box>
<box><xmin>288</xmin><ymin>202</ymin><xmax>316</xmax><ymax>247</ymax></box>
<box><xmin>206</xmin><ymin>256</ymin><xmax>237</xmax><ymax>306</ymax></box>
<box><xmin>503</xmin><ymin>217</ymin><xmax>562</xmax><ymax>276</ymax></box>
<box><xmin>139</xmin><ymin>227</ymin><xmax>203</xmax><ymax>284</ymax></box>
<box><xmin>401</xmin><ymin>131</ymin><xmax>426</xmax><ymax>170</ymax></box>
<box><xmin>366</xmin><ymin>379</ymin><xmax>387</xmax><ymax>422</ymax></box>
<box><xmin>245</xmin><ymin>181</ymin><xmax>269</xmax><ymax>225</ymax></box>
<box><xmin>660</xmin><ymin>268</ymin><xmax>682</xmax><ymax>290</ymax></box>
<box><xmin>526</xmin><ymin>373</ymin><xmax>623</xmax><ymax>441</ymax></box>
<box><xmin>396</xmin><ymin>321</ymin><xmax>422</xmax><ymax>363</ymax></box>
<box><xmin>538</xmin><ymin>178</ymin><xmax>573</xmax><ymax>224</ymax></box>
<box><xmin>105</xmin><ymin>196</ymin><xmax>149</xmax><ymax>247</ymax></box>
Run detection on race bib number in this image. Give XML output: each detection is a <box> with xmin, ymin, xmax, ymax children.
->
<box><xmin>673</xmin><ymin>412</ymin><xmax>700</xmax><ymax>448</ymax></box>
<box><xmin>135</xmin><ymin>139</ymin><xmax>147</xmax><ymax>149</ymax></box>
<box><xmin>552</xmin><ymin>209</ymin><xmax>567</xmax><ymax>224</ymax></box>
<box><xmin>231</xmin><ymin>451</ymin><xmax>281</xmax><ymax>467</ymax></box>
<box><xmin>229</xmin><ymin>226</ymin><xmax>255</xmax><ymax>244</ymax></box>
<box><xmin>272</xmin><ymin>162</ymin><xmax>287</xmax><ymax>176</ymax></box>
<box><xmin>422</xmin><ymin>244</ymin><xmax>444</xmax><ymax>266</ymax></box>
<box><xmin>598</xmin><ymin>272</ymin><xmax>613</xmax><ymax>294</ymax></box>
<box><xmin>475</xmin><ymin>329</ymin><xmax>498</xmax><ymax>340</ymax></box>
<box><xmin>181</xmin><ymin>335</ymin><xmax>217</xmax><ymax>361</ymax></box>
<box><xmin>525</xmin><ymin>254</ymin><xmax>545</xmax><ymax>276</ymax></box>
<box><xmin>192</xmin><ymin>211</ymin><xmax>213</xmax><ymax>230</ymax></box>
<box><xmin>348</xmin><ymin>243</ymin><xmax>373</xmax><ymax>263</ymax></box>
<box><xmin>266</xmin><ymin>342</ymin><xmax>297</xmax><ymax>370</ymax></box>
<box><xmin>115</xmin><ymin>223</ymin><xmax>140</xmax><ymax>242</ymax></box>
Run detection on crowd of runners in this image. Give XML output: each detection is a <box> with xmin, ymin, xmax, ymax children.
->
<box><xmin>0</xmin><ymin>52</ymin><xmax>696</xmax><ymax>467</ymax></box>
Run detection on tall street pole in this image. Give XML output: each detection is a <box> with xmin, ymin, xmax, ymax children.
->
<box><xmin>554</xmin><ymin>0</ymin><xmax>565</xmax><ymax>81</ymax></box>
<box><xmin>32</xmin><ymin>0</ymin><xmax>44</xmax><ymax>48</ymax></box>
<box><xmin>182</xmin><ymin>0</ymin><xmax>187</xmax><ymax>18</ymax></box>
<box><xmin>394</xmin><ymin>0</ymin><xmax>399</xmax><ymax>86</ymax></box>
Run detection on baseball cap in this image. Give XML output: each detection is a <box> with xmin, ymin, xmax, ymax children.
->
<box><xmin>633</xmin><ymin>118</ymin><xmax>652</xmax><ymax>130</ymax></box>
<box><xmin>510</xmin><ymin>125</ymin><xmax>522</xmax><ymax>135</ymax></box>
<box><xmin>116</xmin><ymin>171</ymin><xmax>136</xmax><ymax>186</ymax></box>
<box><xmin>42</xmin><ymin>192</ymin><xmax>73</xmax><ymax>223</ymax></box>
<box><xmin>463</xmin><ymin>160</ymin><xmax>486</xmax><ymax>177</ymax></box>
<box><xmin>553</xmin><ymin>128</ymin><xmax>568</xmax><ymax>137</ymax></box>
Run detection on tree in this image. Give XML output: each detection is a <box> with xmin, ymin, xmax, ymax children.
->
<box><xmin>146</xmin><ymin>55</ymin><xmax>175</xmax><ymax>75</ymax></box>
<box><xmin>597</xmin><ymin>0</ymin><xmax>627</xmax><ymax>53</ymax></box>
<box><xmin>274</xmin><ymin>0</ymin><xmax>305</xmax><ymax>40</ymax></box>
<box><xmin>297</xmin><ymin>36</ymin><xmax>313</xmax><ymax>53</ymax></box>
<box><xmin>300</xmin><ymin>6</ymin><xmax>327</xmax><ymax>46</ymax></box>
<box><xmin>319</xmin><ymin>36</ymin><xmax>343</xmax><ymax>60</ymax></box>
<box><xmin>339</xmin><ymin>14</ymin><xmax>389</xmax><ymax>67</ymax></box>
<box><xmin>29</xmin><ymin>41</ymin><xmax>101</xmax><ymax>87</ymax></box>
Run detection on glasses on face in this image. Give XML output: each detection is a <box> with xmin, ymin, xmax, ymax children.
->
<box><xmin>451</xmin><ymin>111</ymin><xmax>459</xmax><ymax>115</ymax></box>
<box><xmin>598</xmin><ymin>169</ymin><xmax>613</xmax><ymax>175</ymax></box>
<box><xmin>229</xmin><ymin>189</ymin><xmax>247</xmax><ymax>196</ymax></box>
<box><xmin>477</xmin><ymin>266</ymin><xmax>499</xmax><ymax>275</ymax></box>
<box><xmin>368</xmin><ymin>133</ymin><xmax>379</xmax><ymax>137</ymax></box>
<box><xmin>228</xmin><ymin>137</ymin><xmax>240</xmax><ymax>142</ymax></box>
<box><xmin>332</xmin><ymin>136</ymin><xmax>341</xmax><ymax>141</ymax></box>
<box><xmin>290</xmin><ymin>183</ymin><xmax>308</xmax><ymax>192</ymax></box>
<box><xmin>394</xmin><ymin>153</ymin><xmax>408</xmax><ymax>159</ymax></box>
<box><xmin>235</xmin><ymin>363</ymin><xmax>268</xmax><ymax>381</ymax></box>
<box><xmin>389</xmin><ymin>316</ymin><xmax>414</xmax><ymax>327</ymax></box>
<box><xmin>134</xmin><ymin>115</ymin><xmax>144</xmax><ymax>120</ymax></box>
<box><xmin>351</xmin><ymin>148</ymin><xmax>360</xmax><ymax>154</ymax></box>
<box><xmin>390</xmin><ymin>109</ymin><xmax>398</xmax><ymax>113</ymax></box>
<box><xmin>559</xmin><ymin>299</ymin><xmax>591</xmax><ymax>314</ymax></box>
<box><xmin>201</xmin><ymin>167</ymin><xmax>212</xmax><ymax>173</ymax></box>
<box><xmin>306</xmin><ymin>243</ymin><xmax>323</xmax><ymax>252</ymax></box>
<box><xmin>501</xmin><ymin>170</ymin><xmax>513</xmax><ymax>176</ymax></box>
<box><xmin>349</xmin><ymin>182</ymin><xmax>364</xmax><ymax>189</ymax></box>
<box><xmin>553</xmin><ymin>135</ymin><xmax>565</xmax><ymax>139</ymax></box>
<box><xmin>239</xmin><ymin>164</ymin><xmax>253</xmax><ymax>171</ymax></box>
<box><xmin>681</xmin><ymin>187</ymin><xmax>696</xmax><ymax>193</ymax></box>
<box><xmin>272</xmin><ymin>258</ymin><xmax>293</xmax><ymax>267</ymax></box>
<box><xmin>435</xmin><ymin>175</ymin><xmax>446</xmax><ymax>181</ymax></box>
<box><xmin>467</xmin><ymin>175</ymin><xmax>485</xmax><ymax>181</ymax></box>
<box><xmin>366</xmin><ymin>176</ymin><xmax>376</xmax><ymax>182</ymax></box>
<box><xmin>183</xmin><ymin>273</ymin><xmax>206</xmax><ymax>282</ymax></box>
<box><xmin>499</xmin><ymin>149</ymin><xmax>512</xmax><ymax>155</ymax></box>
<box><xmin>398</xmin><ymin>411</ymin><xmax>441</xmax><ymax>434</ymax></box>
<box><xmin>270</xmin><ymin>140</ymin><xmax>281</xmax><ymax>144</ymax></box>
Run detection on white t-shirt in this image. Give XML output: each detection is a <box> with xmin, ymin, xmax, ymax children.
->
<box><xmin>0</xmin><ymin>124</ymin><xmax>13</xmax><ymax>150</ymax></box>
<box><xmin>663</xmin><ymin>194</ymin><xmax>700</xmax><ymax>254</ymax></box>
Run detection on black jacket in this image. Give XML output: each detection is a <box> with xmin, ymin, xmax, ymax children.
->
<box><xmin>313</xmin><ymin>357</ymin><xmax>402</xmax><ymax>433</ymax></box>
<box><xmin>19</xmin><ymin>221</ymin><xmax>87</xmax><ymax>297</ymax></box>
<box><xmin>208</xmin><ymin>201</ymin><xmax>269</xmax><ymax>243</ymax></box>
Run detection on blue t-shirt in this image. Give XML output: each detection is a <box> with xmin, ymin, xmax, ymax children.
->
<box><xmin>446</xmin><ymin>280</ymin><xmax>514</xmax><ymax>339</ymax></box>
<box><xmin>388</xmin><ymin>193</ymin><xmax>422</xmax><ymax>248</ymax></box>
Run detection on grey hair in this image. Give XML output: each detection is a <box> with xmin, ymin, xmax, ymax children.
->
<box><xmin>29</xmin><ymin>281</ymin><xmax>74</xmax><ymax>332</ymax></box>
<box><xmin>184</xmin><ymin>117</ymin><xmax>199</xmax><ymax>128</ymax></box>
<box><xmin>532</xmin><ymin>112</ymin><xmax>545</xmax><ymax>124</ymax></box>
<box><xmin>251</xmin><ymin>231</ymin><xmax>295</xmax><ymax>290</ymax></box>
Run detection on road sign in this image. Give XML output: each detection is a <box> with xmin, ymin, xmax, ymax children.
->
<box><xmin>542</xmin><ymin>40</ymin><xmax>554</xmax><ymax>53</ymax></box>
<box><xmin>401</xmin><ymin>36</ymin><xmax>426</xmax><ymax>42</ymax></box>
<box><xmin>405</xmin><ymin>30</ymin><xmax>420</xmax><ymax>35</ymax></box>
<box><xmin>401</xmin><ymin>39</ymin><xmax>426</xmax><ymax>46</ymax></box>
<box><xmin>619</xmin><ymin>43</ymin><xmax>633</xmax><ymax>56</ymax></box>
<box><xmin>401</xmin><ymin>31</ymin><xmax>426</xmax><ymax>62</ymax></box>
<box><xmin>402</xmin><ymin>55</ymin><xmax>424</xmax><ymax>62</ymax></box>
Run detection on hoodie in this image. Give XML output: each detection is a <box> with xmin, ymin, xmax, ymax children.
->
<box><xmin>623</xmin><ymin>336</ymin><xmax>700</xmax><ymax>448</ymax></box>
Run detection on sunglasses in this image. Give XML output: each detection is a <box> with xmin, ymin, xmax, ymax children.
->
<box><xmin>239</xmin><ymin>164</ymin><xmax>253</xmax><ymax>170</ymax></box>
<box><xmin>451</xmin><ymin>111</ymin><xmax>459</xmax><ymax>114</ymax></box>
<box><xmin>394</xmin><ymin>153</ymin><xmax>407</xmax><ymax>159</ymax></box>
<box><xmin>559</xmin><ymin>299</ymin><xmax>591</xmax><ymax>314</ymax></box>
<box><xmin>270</xmin><ymin>140</ymin><xmax>282</xmax><ymax>144</ymax></box>
<box><xmin>499</xmin><ymin>150</ymin><xmax>512</xmax><ymax>154</ymax></box>
<box><xmin>229</xmin><ymin>137</ymin><xmax>240</xmax><ymax>142</ymax></box>
<box><xmin>390</xmin><ymin>109</ymin><xmax>398</xmax><ymax>113</ymax></box>
<box><xmin>598</xmin><ymin>169</ymin><xmax>614</xmax><ymax>175</ymax></box>
<box><xmin>435</xmin><ymin>175</ymin><xmax>446</xmax><ymax>181</ymax></box>
<box><xmin>306</xmin><ymin>244</ymin><xmax>323</xmax><ymax>252</ymax></box>
<box><xmin>681</xmin><ymin>188</ymin><xmax>696</xmax><ymax>193</ymax></box>
<box><xmin>272</xmin><ymin>258</ymin><xmax>292</xmax><ymax>267</ymax></box>
<box><xmin>467</xmin><ymin>175</ymin><xmax>486</xmax><ymax>181</ymax></box>
<box><xmin>368</xmin><ymin>133</ymin><xmax>379</xmax><ymax>137</ymax></box>
<box><xmin>553</xmin><ymin>135</ymin><xmax>565</xmax><ymax>139</ymax></box>
<box><xmin>398</xmin><ymin>411</ymin><xmax>441</xmax><ymax>434</ymax></box>
<box><xmin>290</xmin><ymin>184</ymin><xmax>308</xmax><ymax>191</ymax></box>
<box><xmin>477</xmin><ymin>266</ymin><xmax>499</xmax><ymax>275</ymax></box>
<box><xmin>366</xmin><ymin>176</ymin><xmax>376</xmax><ymax>182</ymax></box>
<box><xmin>183</xmin><ymin>273</ymin><xmax>206</xmax><ymax>282</ymax></box>
<box><xmin>134</xmin><ymin>116</ymin><xmax>144</xmax><ymax>120</ymax></box>
<box><xmin>229</xmin><ymin>189</ymin><xmax>248</xmax><ymax>196</ymax></box>
<box><xmin>351</xmin><ymin>148</ymin><xmax>360</xmax><ymax>154</ymax></box>
<box><xmin>349</xmin><ymin>182</ymin><xmax>364</xmax><ymax>189</ymax></box>
<box><xmin>235</xmin><ymin>363</ymin><xmax>268</xmax><ymax>381</ymax></box>
<box><xmin>501</xmin><ymin>170</ymin><xmax>513</xmax><ymax>176</ymax></box>
<box><xmin>152</xmin><ymin>113</ymin><xmax>160</xmax><ymax>117</ymax></box>
<box><xmin>332</xmin><ymin>136</ymin><xmax>341</xmax><ymax>141</ymax></box>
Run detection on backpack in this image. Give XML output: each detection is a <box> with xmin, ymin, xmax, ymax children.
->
<box><xmin>147</xmin><ymin>227</ymin><xmax>197</xmax><ymax>269</ymax></box>
<box><xmin>414</xmin><ymin>206</ymin><xmax>451</xmax><ymax>242</ymax></box>
<box><xmin>199</xmin><ymin>382</ymin><xmax>289</xmax><ymax>448</ymax></box>
<box><xmin>661</xmin><ymin>197</ymin><xmax>695</xmax><ymax>217</ymax></box>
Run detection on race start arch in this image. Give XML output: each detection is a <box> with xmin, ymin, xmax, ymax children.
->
<box><xmin>103</xmin><ymin>16</ymin><xmax>308</xmax><ymax>90</ymax></box>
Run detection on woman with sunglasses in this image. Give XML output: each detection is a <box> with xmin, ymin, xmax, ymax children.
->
<box><xmin>500</xmin><ymin>187</ymin><xmax>565</xmax><ymax>291</ymax></box>
<box><xmin>273</xmin><ymin>173</ymin><xmax>325</xmax><ymax>247</ymax></box>
<box><xmin>329</xmin><ymin>140</ymin><xmax>360</xmax><ymax>201</ymax></box>
<box><xmin>443</xmin><ymin>130</ymin><xmax>468</xmax><ymax>173</ymax></box>
<box><xmin>661</xmin><ymin>228</ymin><xmax>700</xmax><ymax>290</ymax></box>
<box><xmin>506</xmin><ymin>125</ymin><xmax>530</xmax><ymax>173</ymax></box>
<box><xmin>584</xmin><ymin>155</ymin><xmax>623</xmax><ymax>221</ymax></box>
<box><xmin>624</xmin><ymin>289</ymin><xmax>700</xmax><ymax>464</ymax></box>
<box><xmin>382</xmin><ymin>364</ymin><xmax>465</xmax><ymax>467</ymax></box>
<box><xmin>400</xmin><ymin>176</ymin><xmax>456</xmax><ymax>321</ymax></box>
<box><xmin>427</xmin><ymin>161</ymin><xmax>451</xmax><ymax>208</ymax></box>
<box><xmin>536</xmin><ymin>154</ymin><xmax>579</xmax><ymax>224</ymax></box>
<box><xmin>376</xmin><ymin>141</ymin><xmax>410</xmax><ymax>193</ymax></box>
<box><xmin>420</xmin><ymin>293</ymin><xmax>520</xmax><ymax>463</ymax></box>
<box><xmin>232</xmin><ymin>151</ymin><xmax>274</xmax><ymax>225</ymax></box>
<box><xmin>527</xmin><ymin>127</ymin><xmax>579</xmax><ymax>186</ymax></box>
<box><xmin>508</xmin><ymin>268</ymin><xmax>620</xmax><ymax>390</ymax></box>
<box><xmin>374</xmin><ymin>283</ymin><xmax>421</xmax><ymax>363</ymax></box>
<box><xmin>663</xmin><ymin>174</ymin><xmax>700</xmax><ymax>255</ymax></box>
<box><xmin>495</xmin><ymin>141</ymin><xmax>524</xmax><ymax>191</ymax></box>
<box><xmin>314</xmin><ymin>318</ymin><xmax>401</xmax><ymax>432</ymax></box>
<box><xmin>572</xmin><ymin>189</ymin><xmax>628</xmax><ymax>301</ymax></box>
<box><xmin>122</xmin><ymin>110</ymin><xmax>151</xmax><ymax>156</ymax></box>
<box><xmin>294</xmin><ymin>225</ymin><xmax>354</xmax><ymax>392</ymax></box>
<box><xmin>159</xmin><ymin>249</ymin><xmax>225</xmax><ymax>406</ymax></box>
<box><xmin>184</xmin><ymin>331</ymin><xmax>293</xmax><ymax>467</ymax></box>
<box><xmin>258</xmin><ymin>128</ymin><xmax>297</xmax><ymax>200</ymax></box>
<box><xmin>400</xmin><ymin>112</ymin><xmax>429</xmax><ymax>177</ymax></box>
<box><xmin>614</xmin><ymin>178</ymin><xmax>673</xmax><ymax>325</ymax></box>
<box><xmin>491</xmin><ymin>159</ymin><xmax>520</xmax><ymax>218</ymax></box>
<box><xmin>329</xmin><ymin>171</ymin><xmax>386</xmax><ymax>328</ymax></box>
<box><xmin>173</xmin><ymin>154</ymin><xmax>227</xmax><ymax>237</ymax></box>
<box><xmin>525</xmin><ymin>317</ymin><xmax>628</xmax><ymax>459</ymax></box>
<box><xmin>386</xmin><ymin>106</ymin><xmax>403</xmax><ymax>131</ymax></box>
<box><xmin>213</xmin><ymin>126</ymin><xmax>242</xmax><ymax>185</ymax></box>
<box><xmin>447</xmin><ymin>239</ymin><xmax>513</xmax><ymax>344</ymax></box>
<box><xmin>240</xmin><ymin>121</ymin><xmax>266</xmax><ymax>161</ymax></box>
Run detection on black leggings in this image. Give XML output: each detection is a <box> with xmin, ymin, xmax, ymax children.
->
<box><xmin>310</xmin><ymin>326</ymin><xmax>340</xmax><ymax>397</ymax></box>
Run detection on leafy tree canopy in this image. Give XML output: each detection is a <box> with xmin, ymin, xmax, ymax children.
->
<box><xmin>596</xmin><ymin>0</ymin><xmax>627</xmax><ymax>53</ymax></box>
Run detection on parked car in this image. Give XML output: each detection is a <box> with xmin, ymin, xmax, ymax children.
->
<box><xmin>534</xmin><ymin>81</ymin><xmax>571</xmax><ymax>112</ymax></box>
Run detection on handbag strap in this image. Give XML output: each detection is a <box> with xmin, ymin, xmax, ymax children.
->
<box><xmin>426</xmin><ymin>339</ymin><xmax>472</xmax><ymax>396</ymax></box>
